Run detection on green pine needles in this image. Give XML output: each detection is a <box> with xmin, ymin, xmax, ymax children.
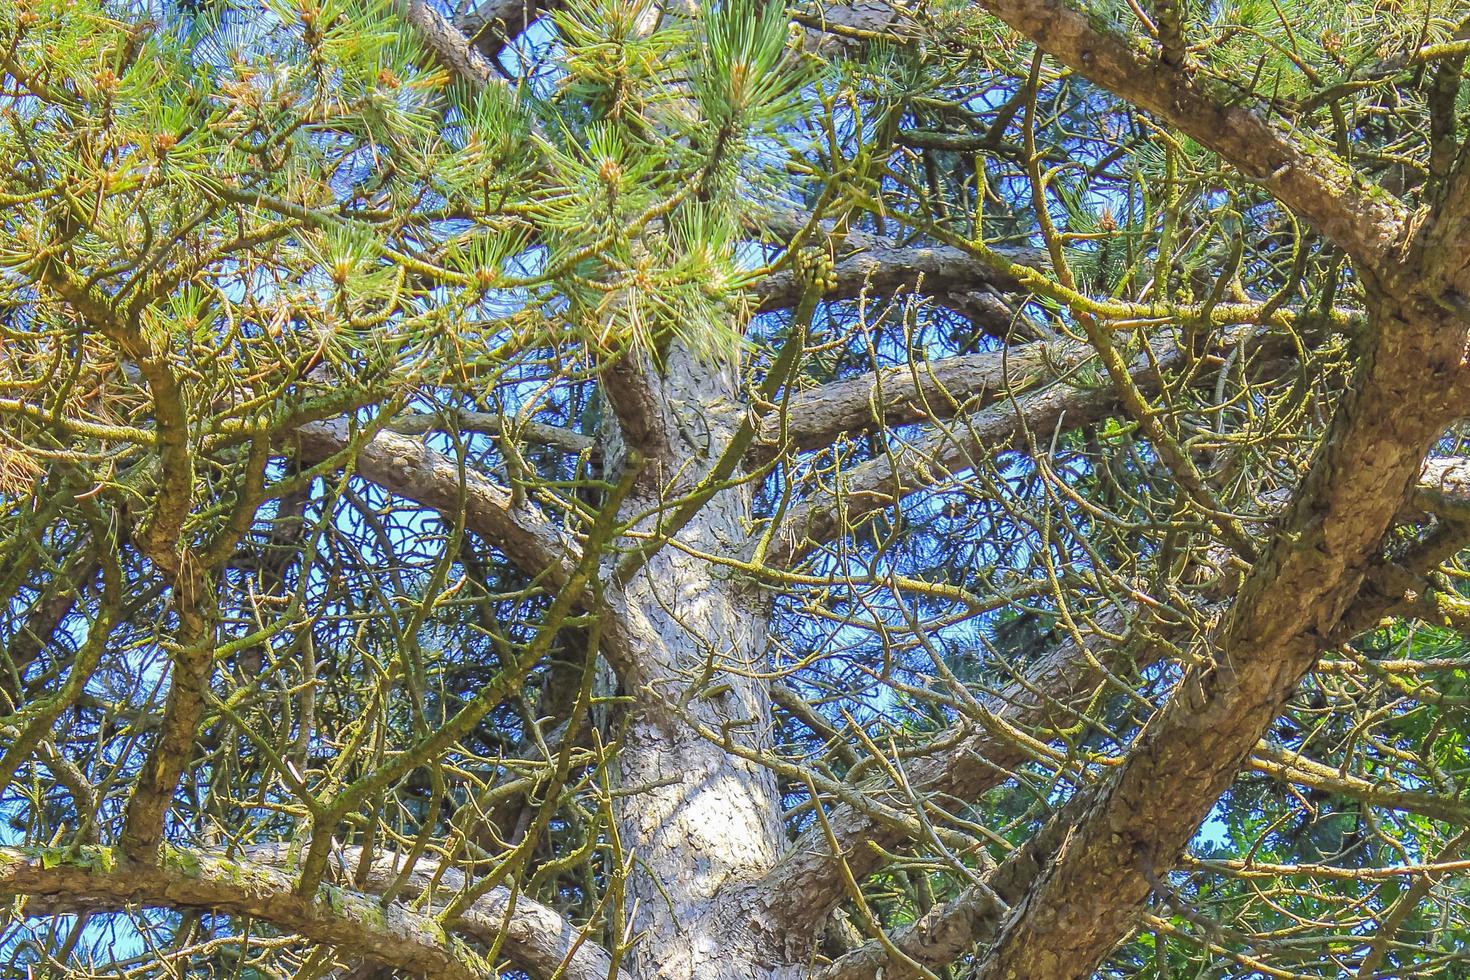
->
<box><xmin>0</xmin><ymin>0</ymin><xmax>810</xmax><ymax>410</ymax></box>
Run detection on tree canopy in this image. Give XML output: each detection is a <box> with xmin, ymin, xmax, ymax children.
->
<box><xmin>2</xmin><ymin>0</ymin><xmax>1470</xmax><ymax>977</ymax></box>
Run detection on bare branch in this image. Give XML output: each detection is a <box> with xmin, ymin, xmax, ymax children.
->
<box><xmin>0</xmin><ymin>847</ymin><xmax>490</xmax><ymax>980</ymax></box>
<box><xmin>385</xmin><ymin>410</ymin><xmax>596</xmax><ymax>458</ymax></box>
<box><xmin>754</xmin><ymin>338</ymin><xmax>1088</xmax><ymax>462</ymax></box>
<box><xmin>765</xmin><ymin>449</ymin><xmax>1470</xmax><ymax>962</ymax></box>
<box><xmin>970</xmin><ymin>0</ymin><xmax>1413</xmax><ymax>292</ymax></box>
<box><xmin>246</xmin><ymin>844</ymin><xmax>619</xmax><ymax>980</ymax></box>
<box><xmin>294</xmin><ymin>420</ymin><xmax>580</xmax><ymax>585</ymax></box>
<box><xmin>456</xmin><ymin>0</ymin><xmax>564</xmax><ymax>61</ymax></box>
<box><xmin>763</xmin><ymin>320</ymin><xmax>1302</xmax><ymax>568</ymax></box>
<box><xmin>930</xmin><ymin>292</ymin><xmax>1466</xmax><ymax>978</ymax></box>
<box><xmin>400</xmin><ymin>0</ymin><xmax>506</xmax><ymax>90</ymax></box>
<box><xmin>754</xmin><ymin>229</ymin><xmax>1050</xmax><ymax>326</ymax></box>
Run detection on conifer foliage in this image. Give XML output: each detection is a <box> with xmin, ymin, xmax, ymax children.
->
<box><xmin>2</xmin><ymin>0</ymin><xmax>1470</xmax><ymax>977</ymax></box>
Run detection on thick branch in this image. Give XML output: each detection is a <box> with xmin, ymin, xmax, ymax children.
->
<box><xmin>400</xmin><ymin>0</ymin><xmax>505</xmax><ymax>90</ymax></box>
<box><xmin>755</xmin><ymin>338</ymin><xmax>1089</xmax><ymax>460</ymax></box>
<box><xmin>117</xmin><ymin>547</ymin><xmax>218</xmax><ymax>861</ymax></box>
<box><xmin>764</xmin><ymin>320</ymin><xmax>1299</xmax><ymax>568</ymax></box>
<box><xmin>294</xmin><ymin>420</ymin><xmax>579</xmax><ymax>585</ymax></box>
<box><xmin>755</xmin><ymin>231</ymin><xmax>1050</xmax><ymax>322</ymax></box>
<box><xmin>765</xmin><ymin>448</ymin><xmax>1470</xmax><ymax>961</ymax></box>
<box><xmin>0</xmin><ymin>847</ymin><xmax>489</xmax><ymax>980</ymax></box>
<box><xmin>1249</xmin><ymin>742</ymin><xmax>1470</xmax><ymax>827</ymax></box>
<box><xmin>750</xmin><ymin>605</ymin><xmax>1139</xmax><ymax>945</ymax></box>
<box><xmin>970</xmin><ymin>0</ymin><xmax>1412</xmax><ymax>291</ymax></box>
<box><xmin>765</xmin><ymin>370</ymin><xmax>1115</xmax><ymax>568</ymax></box>
<box><xmin>457</xmin><ymin>0</ymin><xmax>563</xmax><ymax>60</ymax></box>
<box><xmin>246</xmin><ymin>844</ymin><xmax>618</xmax><ymax>980</ymax></box>
<box><xmin>385</xmin><ymin>410</ymin><xmax>595</xmax><ymax>458</ymax></box>
<box><xmin>957</xmin><ymin>293</ymin><xmax>1465</xmax><ymax>979</ymax></box>
<box><xmin>814</xmin><ymin>798</ymin><xmax>1085</xmax><ymax>980</ymax></box>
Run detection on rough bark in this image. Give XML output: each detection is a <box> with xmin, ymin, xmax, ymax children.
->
<box><xmin>764</xmin><ymin>320</ymin><xmax>1300</xmax><ymax>568</ymax></box>
<box><xmin>278</xmin><ymin>323</ymin><xmax>1470</xmax><ymax>980</ymax></box>
<box><xmin>400</xmin><ymin>0</ymin><xmax>506</xmax><ymax>91</ymax></box>
<box><xmin>17</xmin><ymin>6</ymin><xmax>1455</xmax><ymax>979</ymax></box>
<box><xmin>117</xmin><ymin>572</ymin><xmax>215</xmax><ymax>862</ymax></box>
<box><xmin>749</xmin><ymin>606</ymin><xmax>1140</xmax><ymax>950</ymax></box>
<box><xmin>0</xmin><ymin>847</ymin><xmax>490</xmax><ymax>980</ymax></box>
<box><xmin>455</xmin><ymin>0</ymin><xmax>560</xmax><ymax>59</ymax></box>
<box><xmin>596</xmin><ymin>347</ymin><xmax>803</xmax><ymax>980</ymax></box>
<box><xmin>295</xmin><ymin>420</ymin><xmax>579</xmax><ymax>586</ymax></box>
<box><xmin>817</xmin><ymin>421</ymin><xmax>1470</xmax><ymax>980</ymax></box>
<box><xmin>754</xmin><ymin>338</ymin><xmax>1092</xmax><ymax>460</ymax></box>
<box><xmin>961</xmin><ymin>292</ymin><xmax>1466</xmax><ymax>979</ymax></box>
<box><xmin>754</xmin><ymin>231</ymin><xmax>1049</xmax><ymax>324</ymax></box>
<box><xmin>968</xmin><ymin>0</ymin><xmax>1410</xmax><ymax>291</ymax></box>
<box><xmin>762</xmin><ymin>436</ymin><xmax>1470</xmax><ymax>968</ymax></box>
<box><xmin>245</xmin><ymin>844</ymin><xmax>616</xmax><ymax>980</ymax></box>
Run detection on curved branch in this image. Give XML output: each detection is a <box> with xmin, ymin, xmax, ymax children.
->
<box><xmin>754</xmin><ymin>231</ymin><xmax>1050</xmax><ymax>322</ymax></box>
<box><xmin>759</xmin><ymin>451</ymin><xmax>1470</xmax><ymax>963</ymax></box>
<box><xmin>294</xmin><ymin>419</ymin><xmax>580</xmax><ymax>586</ymax></box>
<box><xmin>951</xmin><ymin>289</ymin><xmax>1465</xmax><ymax>979</ymax></box>
<box><xmin>754</xmin><ymin>338</ymin><xmax>1090</xmax><ymax>460</ymax></box>
<box><xmin>400</xmin><ymin>0</ymin><xmax>506</xmax><ymax>91</ymax></box>
<box><xmin>456</xmin><ymin>0</ymin><xmax>564</xmax><ymax>61</ymax></box>
<box><xmin>1</xmin><ymin>844</ymin><xmax>620</xmax><ymax>980</ymax></box>
<box><xmin>764</xmin><ymin>320</ymin><xmax>1302</xmax><ymax>568</ymax></box>
<box><xmin>0</xmin><ymin>847</ymin><xmax>489</xmax><ymax>980</ymax></box>
<box><xmin>386</xmin><ymin>410</ymin><xmax>595</xmax><ymax>458</ymax></box>
<box><xmin>747</xmin><ymin>605</ymin><xmax>1139</xmax><ymax>947</ymax></box>
<box><xmin>246</xmin><ymin>844</ymin><xmax>619</xmax><ymax>980</ymax></box>
<box><xmin>969</xmin><ymin>0</ymin><xmax>1412</xmax><ymax>293</ymax></box>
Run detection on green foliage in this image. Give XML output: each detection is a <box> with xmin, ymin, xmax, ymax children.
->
<box><xmin>539</xmin><ymin>0</ymin><xmax>809</xmax><ymax>362</ymax></box>
<box><xmin>4</xmin><ymin>0</ymin><xmax>1470</xmax><ymax>977</ymax></box>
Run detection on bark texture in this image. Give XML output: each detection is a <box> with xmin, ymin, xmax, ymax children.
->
<box><xmin>963</xmin><ymin>293</ymin><xmax>1467</xmax><ymax>979</ymax></box>
<box><xmin>10</xmin><ymin>3</ymin><xmax>1470</xmax><ymax>980</ymax></box>
<box><xmin>0</xmin><ymin>847</ymin><xmax>489</xmax><ymax>980</ymax></box>
<box><xmin>599</xmin><ymin>349</ymin><xmax>803</xmax><ymax>980</ymax></box>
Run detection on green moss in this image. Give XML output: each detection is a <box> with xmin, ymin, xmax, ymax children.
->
<box><xmin>25</xmin><ymin>846</ymin><xmax>119</xmax><ymax>876</ymax></box>
<box><xmin>322</xmin><ymin>883</ymin><xmax>347</xmax><ymax>916</ymax></box>
<box><xmin>167</xmin><ymin>846</ymin><xmax>204</xmax><ymax>879</ymax></box>
<box><xmin>356</xmin><ymin>898</ymin><xmax>387</xmax><ymax>929</ymax></box>
<box><xmin>85</xmin><ymin>847</ymin><xmax>117</xmax><ymax>875</ymax></box>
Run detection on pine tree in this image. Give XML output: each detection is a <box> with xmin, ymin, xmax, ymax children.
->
<box><xmin>2</xmin><ymin>1</ymin><xmax>1470</xmax><ymax>978</ymax></box>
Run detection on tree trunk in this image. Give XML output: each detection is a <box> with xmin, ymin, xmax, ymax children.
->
<box><xmin>604</xmin><ymin>347</ymin><xmax>800</xmax><ymax>979</ymax></box>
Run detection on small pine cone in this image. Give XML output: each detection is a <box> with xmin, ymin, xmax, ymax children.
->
<box><xmin>795</xmin><ymin>246</ymin><xmax>837</xmax><ymax>294</ymax></box>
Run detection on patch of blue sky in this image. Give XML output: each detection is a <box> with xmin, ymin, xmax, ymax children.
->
<box><xmin>0</xmin><ymin>908</ymin><xmax>166</xmax><ymax>974</ymax></box>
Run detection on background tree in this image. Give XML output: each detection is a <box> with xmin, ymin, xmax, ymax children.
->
<box><xmin>2</xmin><ymin>0</ymin><xmax>1470</xmax><ymax>978</ymax></box>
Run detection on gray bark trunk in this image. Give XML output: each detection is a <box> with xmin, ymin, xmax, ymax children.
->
<box><xmin>604</xmin><ymin>347</ymin><xmax>801</xmax><ymax>979</ymax></box>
